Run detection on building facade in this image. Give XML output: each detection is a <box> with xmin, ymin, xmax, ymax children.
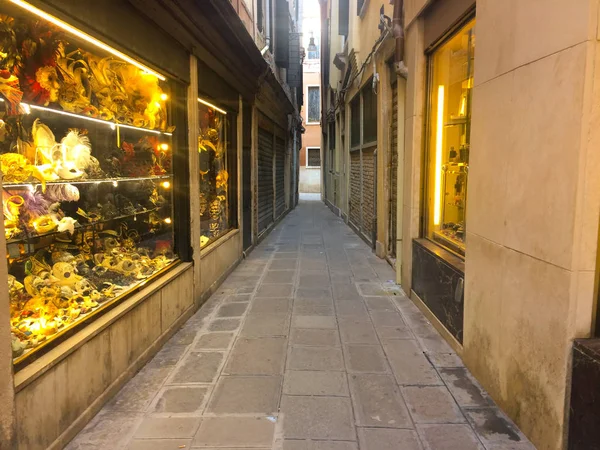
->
<box><xmin>320</xmin><ymin>0</ymin><xmax>600</xmax><ymax>449</ymax></box>
<box><xmin>0</xmin><ymin>0</ymin><xmax>302</xmax><ymax>448</ymax></box>
<box><xmin>299</xmin><ymin>0</ymin><xmax>322</xmax><ymax>194</ymax></box>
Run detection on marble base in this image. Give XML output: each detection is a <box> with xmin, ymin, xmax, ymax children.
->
<box><xmin>568</xmin><ymin>339</ymin><xmax>600</xmax><ymax>450</ymax></box>
<box><xmin>411</xmin><ymin>239</ymin><xmax>464</xmax><ymax>343</ymax></box>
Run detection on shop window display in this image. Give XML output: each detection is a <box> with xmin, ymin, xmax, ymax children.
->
<box><xmin>198</xmin><ymin>99</ymin><xmax>236</xmax><ymax>248</ymax></box>
<box><xmin>0</xmin><ymin>3</ymin><xmax>179</xmax><ymax>365</ymax></box>
<box><xmin>425</xmin><ymin>19</ymin><xmax>475</xmax><ymax>256</ymax></box>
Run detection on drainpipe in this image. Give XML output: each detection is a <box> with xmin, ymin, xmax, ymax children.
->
<box><xmin>393</xmin><ymin>0</ymin><xmax>407</xmax><ymax>77</ymax></box>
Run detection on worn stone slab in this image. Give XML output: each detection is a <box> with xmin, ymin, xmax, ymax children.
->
<box><xmin>376</xmin><ymin>325</ymin><xmax>414</xmax><ymax>340</ymax></box>
<box><xmin>345</xmin><ymin>345</ymin><xmax>388</xmax><ymax>373</ymax></box>
<box><xmin>208</xmin><ymin>318</ymin><xmax>241</xmax><ymax>331</ymax></box>
<box><xmin>298</xmin><ymin>274</ymin><xmax>331</xmax><ymax>286</ymax></box>
<box><xmin>365</xmin><ymin>297</ymin><xmax>397</xmax><ymax>311</ymax></box>
<box><xmin>294</xmin><ymin>297</ymin><xmax>335</xmax><ymax>307</ymax></box>
<box><xmin>293</xmin><ymin>303</ymin><xmax>335</xmax><ymax>316</ymax></box>
<box><xmin>271</xmin><ymin>259</ymin><xmax>298</xmax><ymax>270</ymax></box>
<box><xmin>251</xmin><ymin>297</ymin><xmax>293</xmax><ymax>314</ymax></box>
<box><xmin>402</xmin><ymin>386</ymin><xmax>465</xmax><ymax>424</ymax></box>
<box><xmin>464</xmin><ymin>408</ymin><xmax>528</xmax><ymax>447</ymax></box>
<box><xmin>134</xmin><ymin>417</ymin><xmax>201</xmax><ymax>438</ymax></box>
<box><xmin>290</xmin><ymin>328</ymin><xmax>340</xmax><ymax>346</ymax></box>
<box><xmin>207</xmin><ymin>376</ymin><xmax>281</xmax><ymax>414</ymax></box>
<box><xmin>357</xmin><ymin>427</ymin><xmax>422</xmax><ymax>450</ymax></box>
<box><xmin>106</xmin><ymin>367</ymin><xmax>172</xmax><ymax>412</ymax></box>
<box><xmin>296</xmin><ymin>287</ymin><xmax>333</xmax><ymax>299</ymax></box>
<box><xmin>257</xmin><ymin>283</ymin><xmax>295</xmax><ymax>297</ymax></box>
<box><xmin>225</xmin><ymin>293</ymin><xmax>252</xmax><ymax>302</ymax></box>
<box><xmin>192</xmin><ymin>417</ymin><xmax>275</xmax><ymax>447</ymax></box>
<box><xmin>292</xmin><ymin>315</ymin><xmax>337</xmax><ymax>329</ymax></box>
<box><xmin>418</xmin><ymin>424</ymin><xmax>484</xmax><ymax>450</ymax></box>
<box><xmin>281</xmin><ymin>395</ymin><xmax>355</xmax><ymax>440</ymax></box>
<box><xmin>370</xmin><ymin>310</ymin><xmax>406</xmax><ymax>328</ymax></box>
<box><xmin>152</xmin><ymin>386</ymin><xmax>208</xmax><ymax>413</ymax></box>
<box><xmin>335</xmin><ymin>301</ymin><xmax>369</xmax><ymax>317</ymax></box>
<box><xmin>224</xmin><ymin>337</ymin><xmax>287</xmax><ymax>375</ymax></box>
<box><xmin>383</xmin><ymin>340</ymin><xmax>442</xmax><ymax>385</ymax></box>
<box><xmin>284</xmin><ymin>370</ymin><xmax>348</xmax><ymax>396</ymax></box>
<box><xmin>331</xmin><ymin>283</ymin><xmax>361</xmax><ymax>300</ymax></box>
<box><xmin>338</xmin><ymin>318</ymin><xmax>379</xmax><ymax>344</ymax></box>
<box><xmin>439</xmin><ymin>367</ymin><xmax>492</xmax><ymax>407</ymax></box>
<box><xmin>194</xmin><ymin>332</ymin><xmax>234</xmax><ymax>350</ymax></box>
<box><xmin>241</xmin><ymin>314</ymin><xmax>290</xmax><ymax>337</ymax></box>
<box><xmin>147</xmin><ymin>344</ymin><xmax>188</xmax><ymax>368</ymax></box>
<box><xmin>282</xmin><ymin>440</ymin><xmax>358</xmax><ymax>450</ymax></box>
<box><xmin>65</xmin><ymin>411</ymin><xmax>142</xmax><ymax>449</ymax></box>
<box><xmin>349</xmin><ymin>374</ymin><xmax>412</xmax><ymax>428</ymax></box>
<box><xmin>216</xmin><ymin>302</ymin><xmax>248</xmax><ymax>317</ymax></box>
<box><xmin>356</xmin><ymin>283</ymin><xmax>388</xmax><ymax>297</ymax></box>
<box><xmin>264</xmin><ymin>270</ymin><xmax>297</xmax><ymax>284</ymax></box>
<box><xmin>170</xmin><ymin>352</ymin><xmax>224</xmax><ymax>384</ymax></box>
<box><xmin>426</xmin><ymin>352</ymin><xmax>465</xmax><ymax>368</ymax></box>
<box><xmin>127</xmin><ymin>438</ymin><xmax>192</xmax><ymax>450</ymax></box>
<box><xmin>288</xmin><ymin>346</ymin><xmax>344</xmax><ymax>371</ymax></box>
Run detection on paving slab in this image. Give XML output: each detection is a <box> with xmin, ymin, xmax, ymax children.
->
<box><xmin>241</xmin><ymin>314</ymin><xmax>291</xmax><ymax>337</ymax></box>
<box><xmin>216</xmin><ymin>302</ymin><xmax>248</xmax><ymax>317</ymax></box>
<box><xmin>134</xmin><ymin>417</ymin><xmax>202</xmax><ymax>439</ymax></box>
<box><xmin>152</xmin><ymin>386</ymin><xmax>209</xmax><ymax>413</ymax></box>
<box><xmin>402</xmin><ymin>386</ymin><xmax>466</xmax><ymax>424</ymax></box>
<box><xmin>383</xmin><ymin>340</ymin><xmax>442</xmax><ymax>385</ymax></box>
<box><xmin>338</xmin><ymin>318</ymin><xmax>379</xmax><ymax>344</ymax></box>
<box><xmin>207</xmin><ymin>376</ymin><xmax>281</xmax><ymax>414</ymax></box>
<box><xmin>349</xmin><ymin>374</ymin><xmax>412</xmax><ymax>428</ymax></box>
<box><xmin>288</xmin><ymin>346</ymin><xmax>344</xmax><ymax>371</ymax></box>
<box><xmin>418</xmin><ymin>424</ymin><xmax>484</xmax><ymax>450</ymax></box>
<box><xmin>344</xmin><ymin>345</ymin><xmax>388</xmax><ymax>373</ymax></box>
<box><xmin>127</xmin><ymin>439</ymin><xmax>192</xmax><ymax>450</ymax></box>
<box><xmin>357</xmin><ymin>428</ymin><xmax>422</xmax><ymax>450</ymax></box>
<box><xmin>251</xmin><ymin>297</ymin><xmax>293</xmax><ymax>314</ymax></box>
<box><xmin>281</xmin><ymin>395</ymin><xmax>355</xmax><ymax>440</ymax></box>
<box><xmin>290</xmin><ymin>328</ymin><xmax>340</xmax><ymax>346</ymax></box>
<box><xmin>282</xmin><ymin>441</ymin><xmax>358</xmax><ymax>450</ymax></box>
<box><xmin>170</xmin><ymin>352</ymin><xmax>224</xmax><ymax>384</ymax></box>
<box><xmin>284</xmin><ymin>370</ymin><xmax>349</xmax><ymax>396</ymax></box>
<box><xmin>292</xmin><ymin>315</ymin><xmax>337</xmax><ymax>329</ymax></box>
<box><xmin>194</xmin><ymin>332</ymin><xmax>235</xmax><ymax>350</ymax></box>
<box><xmin>224</xmin><ymin>337</ymin><xmax>287</xmax><ymax>375</ymax></box>
<box><xmin>192</xmin><ymin>417</ymin><xmax>275</xmax><ymax>447</ymax></box>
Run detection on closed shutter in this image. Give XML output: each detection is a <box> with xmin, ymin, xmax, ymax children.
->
<box><xmin>349</xmin><ymin>151</ymin><xmax>361</xmax><ymax>229</ymax></box>
<box><xmin>389</xmin><ymin>82</ymin><xmax>398</xmax><ymax>257</ymax></box>
<box><xmin>258</xmin><ymin>128</ymin><xmax>274</xmax><ymax>233</ymax></box>
<box><xmin>275</xmin><ymin>137</ymin><xmax>286</xmax><ymax>218</ymax></box>
<box><xmin>362</xmin><ymin>148</ymin><xmax>376</xmax><ymax>241</ymax></box>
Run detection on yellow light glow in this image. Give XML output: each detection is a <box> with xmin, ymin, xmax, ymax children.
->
<box><xmin>9</xmin><ymin>0</ymin><xmax>166</xmax><ymax>81</ymax></box>
<box><xmin>160</xmin><ymin>143</ymin><xmax>169</xmax><ymax>151</ymax></box>
<box><xmin>160</xmin><ymin>93</ymin><xmax>168</xmax><ymax>101</ymax></box>
<box><xmin>164</xmin><ymin>217</ymin><xmax>172</xmax><ymax>224</ymax></box>
<box><xmin>161</xmin><ymin>181</ymin><xmax>171</xmax><ymax>189</ymax></box>
<box><xmin>197</xmin><ymin>97</ymin><xmax>227</xmax><ymax>115</ymax></box>
<box><xmin>154</xmin><ymin>102</ymin><xmax>161</xmax><ymax>108</ymax></box>
<box><xmin>433</xmin><ymin>85</ymin><xmax>445</xmax><ymax>227</ymax></box>
<box><xmin>20</xmin><ymin>103</ymin><xmax>168</xmax><ymax>135</ymax></box>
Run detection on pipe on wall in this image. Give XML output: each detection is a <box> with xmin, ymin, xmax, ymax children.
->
<box><xmin>393</xmin><ymin>0</ymin><xmax>407</xmax><ymax>77</ymax></box>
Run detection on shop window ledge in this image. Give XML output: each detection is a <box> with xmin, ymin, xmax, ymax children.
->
<box><xmin>200</xmin><ymin>229</ymin><xmax>240</xmax><ymax>257</ymax></box>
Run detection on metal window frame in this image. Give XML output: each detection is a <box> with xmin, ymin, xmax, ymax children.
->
<box><xmin>306</xmin><ymin>146</ymin><xmax>321</xmax><ymax>168</ymax></box>
<box><xmin>306</xmin><ymin>84</ymin><xmax>321</xmax><ymax>124</ymax></box>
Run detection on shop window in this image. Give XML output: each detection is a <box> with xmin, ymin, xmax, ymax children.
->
<box><xmin>307</xmin><ymin>148</ymin><xmax>321</xmax><ymax>167</ymax></box>
<box><xmin>198</xmin><ymin>99</ymin><xmax>237</xmax><ymax>248</ymax></box>
<box><xmin>1</xmin><ymin>3</ymin><xmax>181</xmax><ymax>366</ymax></box>
<box><xmin>424</xmin><ymin>18</ymin><xmax>475</xmax><ymax>256</ymax></box>
<box><xmin>307</xmin><ymin>86</ymin><xmax>320</xmax><ymax>123</ymax></box>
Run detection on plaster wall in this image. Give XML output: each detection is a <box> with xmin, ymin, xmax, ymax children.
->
<box><xmin>401</xmin><ymin>1</ymin><xmax>600</xmax><ymax>448</ymax></box>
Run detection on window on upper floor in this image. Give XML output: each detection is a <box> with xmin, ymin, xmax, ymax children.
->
<box><xmin>307</xmin><ymin>34</ymin><xmax>320</xmax><ymax>60</ymax></box>
<box><xmin>307</xmin><ymin>86</ymin><xmax>320</xmax><ymax>123</ymax></box>
<box><xmin>307</xmin><ymin>148</ymin><xmax>321</xmax><ymax>167</ymax></box>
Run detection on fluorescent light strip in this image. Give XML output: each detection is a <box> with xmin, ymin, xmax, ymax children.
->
<box><xmin>197</xmin><ymin>97</ymin><xmax>227</xmax><ymax>115</ymax></box>
<box><xmin>433</xmin><ymin>85</ymin><xmax>444</xmax><ymax>227</ymax></box>
<box><xmin>9</xmin><ymin>0</ymin><xmax>166</xmax><ymax>81</ymax></box>
<box><xmin>22</xmin><ymin>103</ymin><xmax>167</xmax><ymax>135</ymax></box>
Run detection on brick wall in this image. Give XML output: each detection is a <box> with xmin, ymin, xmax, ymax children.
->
<box><xmin>362</xmin><ymin>148</ymin><xmax>375</xmax><ymax>240</ymax></box>
<box><xmin>349</xmin><ymin>151</ymin><xmax>361</xmax><ymax>228</ymax></box>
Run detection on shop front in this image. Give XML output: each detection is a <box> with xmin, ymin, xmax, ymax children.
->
<box><xmin>0</xmin><ymin>1</ymin><xmax>194</xmax><ymax>448</ymax></box>
<box><xmin>410</xmin><ymin>5</ymin><xmax>475</xmax><ymax>345</ymax></box>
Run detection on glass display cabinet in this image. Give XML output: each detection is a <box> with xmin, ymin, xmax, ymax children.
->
<box><xmin>198</xmin><ymin>98</ymin><xmax>236</xmax><ymax>248</ymax></box>
<box><xmin>425</xmin><ymin>19</ymin><xmax>475</xmax><ymax>256</ymax></box>
<box><xmin>0</xmin><ymin>3</ymin><xmax>179</xmax><ymax>366</ymax></box>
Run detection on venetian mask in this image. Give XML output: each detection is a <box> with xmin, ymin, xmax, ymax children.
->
<box><xmin>209</xmin><ymin>198</ymin><xmax>221</xmax><ymax>220</ymax></box>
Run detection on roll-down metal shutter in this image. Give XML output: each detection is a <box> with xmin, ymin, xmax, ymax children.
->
<box><xmin>258</xmin><ymin>128</ymin><xmax>274</xmax><ymax>233</ymax></box>
<box><xmin>389</xmin><ymin>81</ymin><xmax>398</xmax><ymax>257</ymax></box>
<box><xmin>349</xmin><ymin>151</ymin><xmax>361</xmax><ymax>229</ymax></box>
<box><xmin>275</xmin><ymin>137</ymin><xmax>286</xmax><ymax>218</ymax></box>
<box><xmin>362</xmin><ymin>148</ymin><xmax>376</xmax><ymax>241</ymax></box>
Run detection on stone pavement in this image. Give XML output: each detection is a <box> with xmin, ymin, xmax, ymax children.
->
<box><xmin>66</xmin><ymin>194</ymin><xmax>537</xmax><ymax>450</ymax></box>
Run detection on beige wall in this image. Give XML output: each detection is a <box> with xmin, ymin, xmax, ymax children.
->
<box><xmin>402</xmin><ymin>1</ymin><xmax>600</xmax><ymax>449</ymax></box>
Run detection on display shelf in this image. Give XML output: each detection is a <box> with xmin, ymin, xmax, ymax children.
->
<box><xmin>433</xmin><ymin>230</ymin><xmax>465</xmax><ymax>257</ymax></box>
<box><xmin>445</xmin><ymin>117</ymin><xmax>468</xmax><ymax>127</ymax></box>
<box><xmin>6</xmin><ymin>207</ymin><xmax>161</xmax><ymax>247</ymax></box>
<box><xmin>2</xmin><ymin>174</ymin><xmax>172</xmax><ymax>190</ymax></box>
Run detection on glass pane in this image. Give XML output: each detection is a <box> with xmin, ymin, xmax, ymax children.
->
<box><xmin>362</xmin><ymin>83</ymin><xmax>377</xmax><ymax>144</ymax></box>
<box><xmin>425</xmin><ymin>19</ymin><xmax>475</xmax><ymax>256</ymax></box>
<box><xmin>1</xmin><ymin>6</ymin><xmax>177</xmax><ymax>364</ymax></box>
<box><xmin>350</xmin><ymin>95</ymin><xmax>360</xmax><ymax>148</ymax></box>
<box><xmin>307</xmin><ymin>148</ymin><xmax>321</xmax><ymax>167</ymax></box>
<box><xmin>198</xmin><ymin>102</ymin><xmax>236</xmax><ymax>248</ymax></box>
<box><xmin>308</xmin><ymin>86</ymin><xmax>320</xmax><ymax>122</ymax></box>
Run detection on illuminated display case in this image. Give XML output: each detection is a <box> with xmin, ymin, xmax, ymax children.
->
<box><xmin>198</xmin><ymin>98</ymin><xmax>237</xmax><ymax>248</ymax></box>
<box><xmin>425</xmin><ymin>19</ymin><xmax>475</xmax><ymax>257</ymax></box>
<box><xmin>1</xmin><ymin>2</ymin><xmax>182</xmax><ymax>366</ymax></box>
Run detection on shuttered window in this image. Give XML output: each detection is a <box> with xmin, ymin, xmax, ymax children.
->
<box><xmin>258</xmin><ymin>128</ymin><xmax>274</xmax><ymax>233</ymax></box>
<box><xmin>307</xmin><ymin>86</ymin><xmax>320</xmax><ymax>123</ymax></box>
<box><xmin>307</xmin><ymin>148</ymin><xmax>321</xmax><ymax>167</ymax></box>
<box><xmin>275</xmin><ymin>137</ymin><xmax>286</xmax><ymax>218</ymax></box>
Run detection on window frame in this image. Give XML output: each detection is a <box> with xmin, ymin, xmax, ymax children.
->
<box><xmin>306</xmin><ymin>84</ymin><xmax>321</xmax><ymax>124</ymax></box>
<box><xmin>306</xmin><ymin>146</ymin><xmax>321</xmax><ymax>168</ymax></box>
<box><xmin>421</xmin><ymin>15</ymin><xmax>475</xmax><ymax>259</ymax></box>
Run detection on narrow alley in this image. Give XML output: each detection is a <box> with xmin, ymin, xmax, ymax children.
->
<box><xmin>66</xmin><ymin>195</ymin><xmax>535</xmax><ymax>450</ymax></box>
